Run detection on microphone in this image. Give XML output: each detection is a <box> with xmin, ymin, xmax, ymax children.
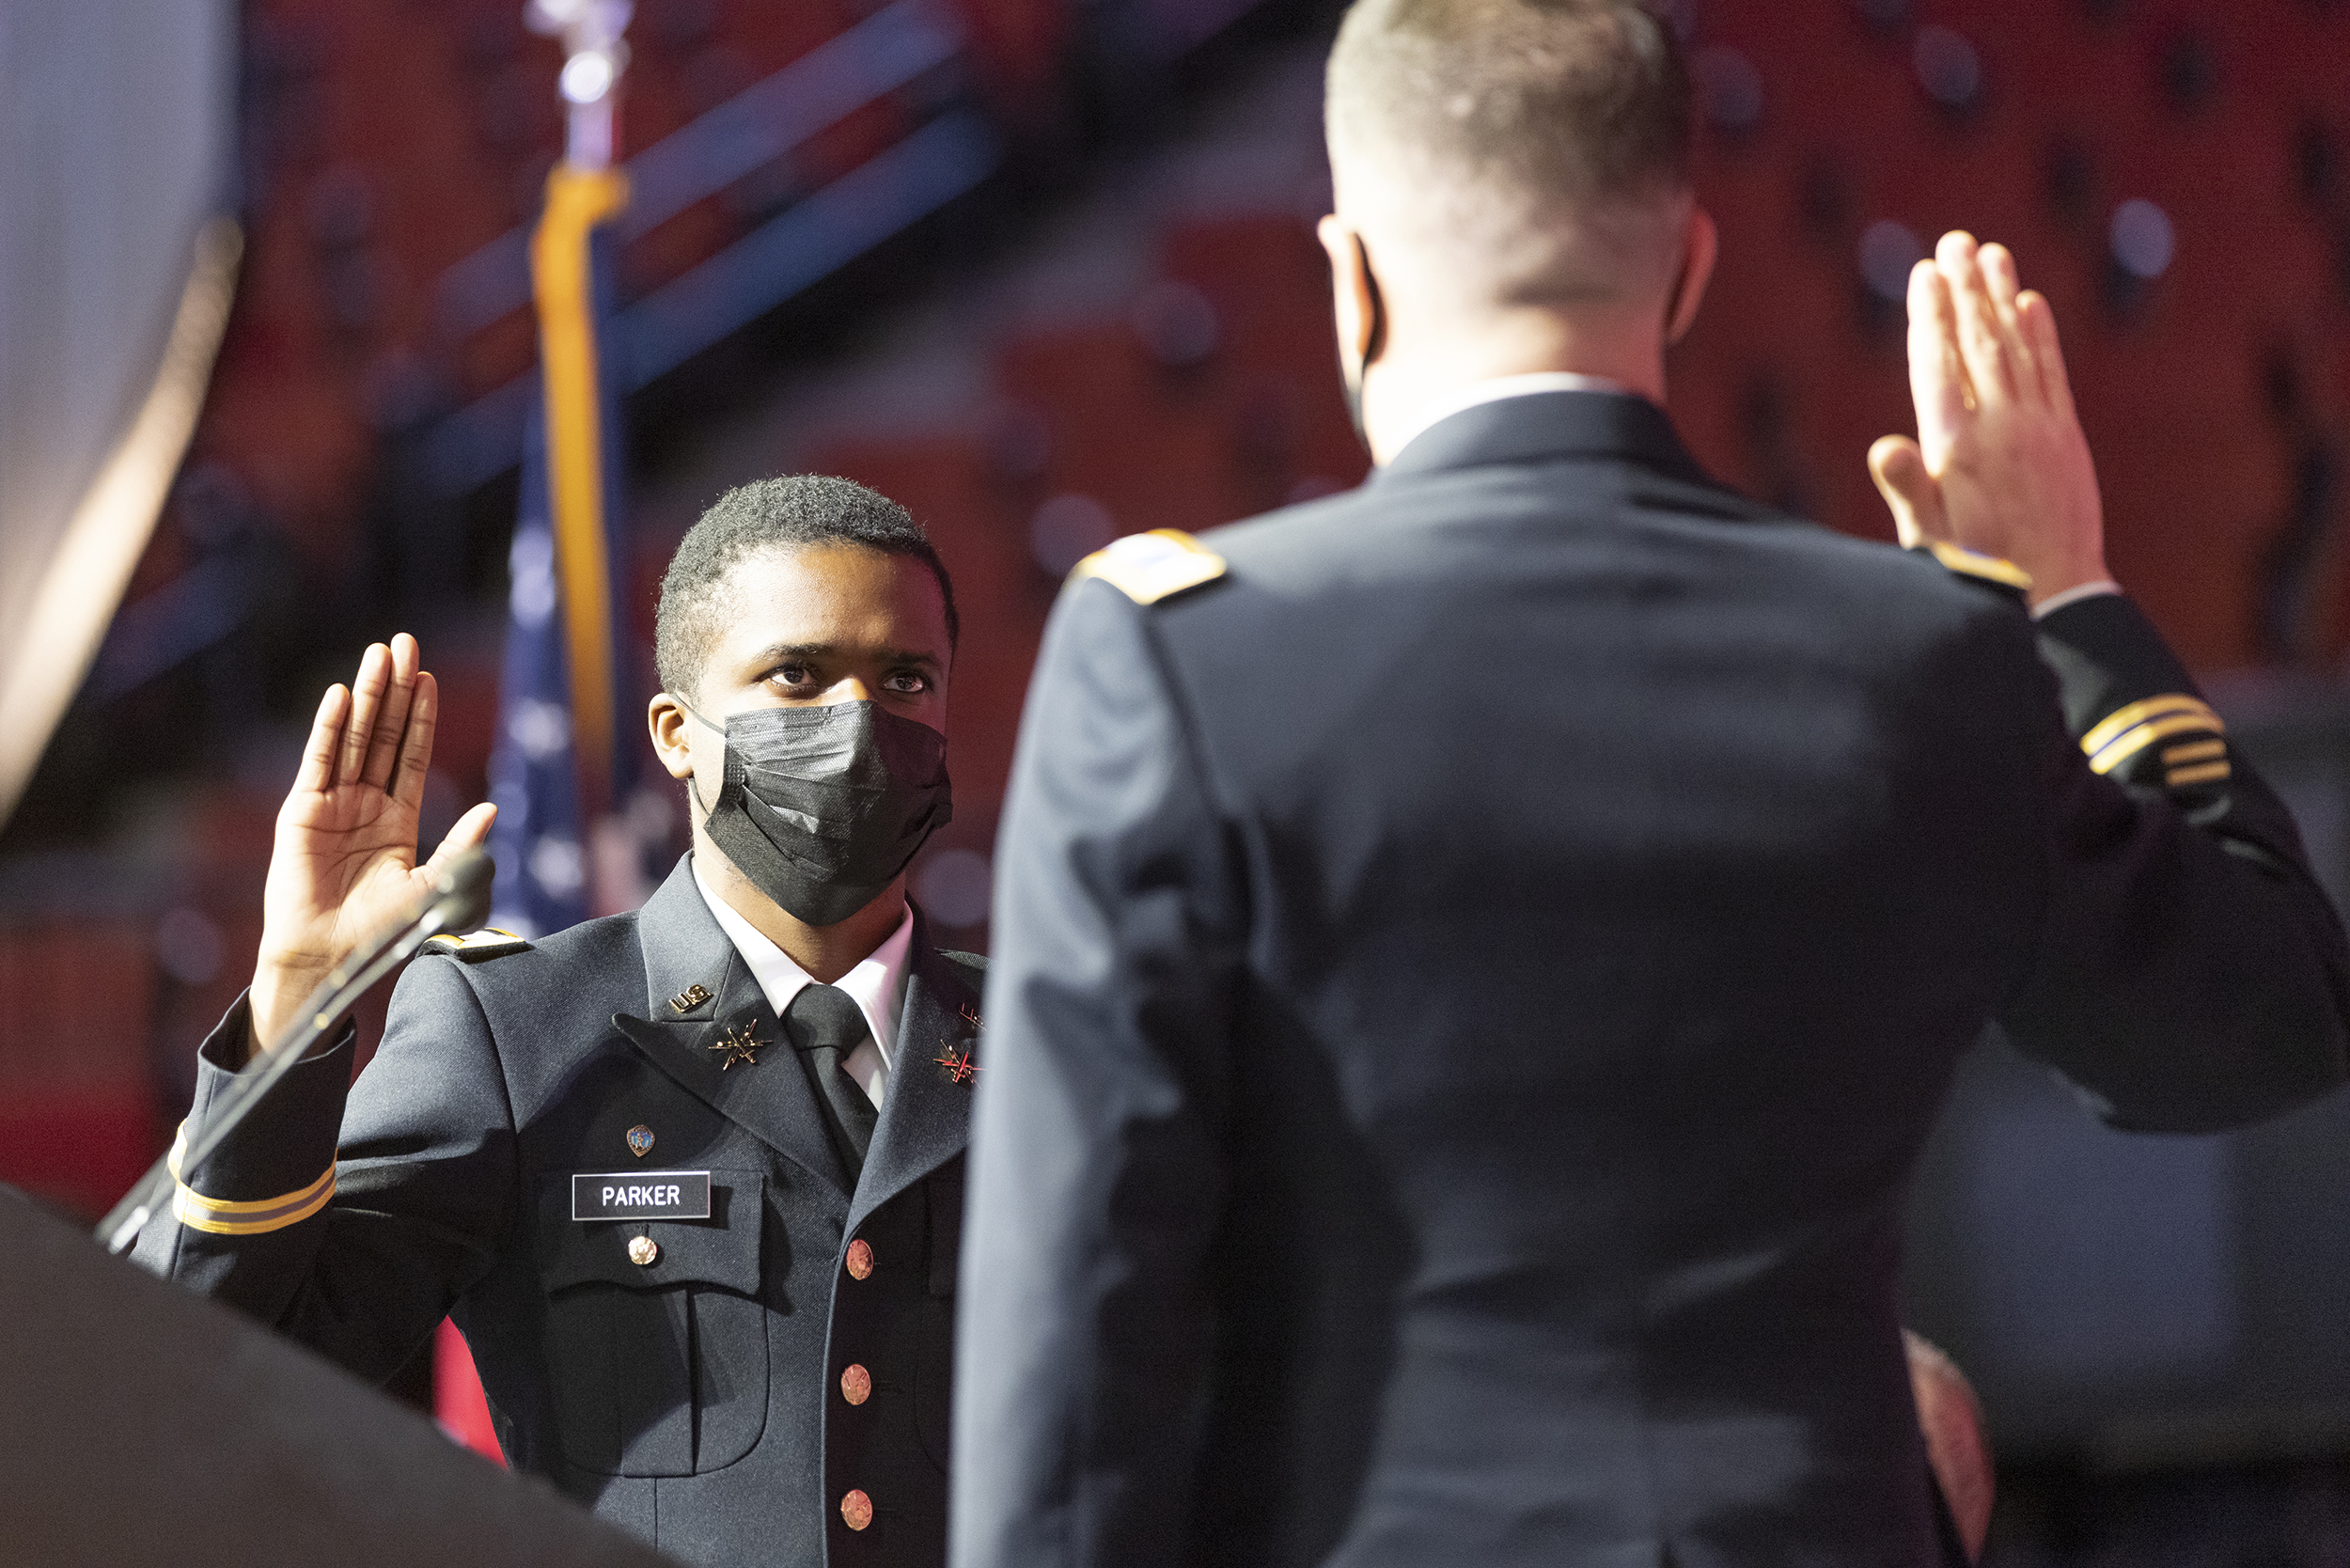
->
<box><xmin>98</xmin><ymin>849</ymin><xmax>496</xmax><ymax>1256</ymax></box>
<box><xmin>431</xmin><ymin>847</ymin><xmax>495</xmax><ymax>934</ymax></box>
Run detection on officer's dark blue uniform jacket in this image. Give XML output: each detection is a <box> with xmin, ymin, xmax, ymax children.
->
<box><xmin>135</xmin><ymin>856</ymin><xmax>982</xmax><ymax>1568</ymax></box>
<box><xmin>954</xmin><ymin>390</ymin><xmax>2350</xmax><ymax>1568</ymax></box>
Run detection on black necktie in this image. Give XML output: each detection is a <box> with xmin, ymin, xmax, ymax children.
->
<box><xmin>785</xmin><ymin>983</ymin><xmax>878</xmax><ymax>1178</ymax></box>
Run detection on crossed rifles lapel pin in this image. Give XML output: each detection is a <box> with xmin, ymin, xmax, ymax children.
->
<box><xmin>934</xmin><ymin>1001</ymin><xmax>981</xmax><ymax>1085</ymax></box>
<box><xmin>708</xmin><ymin>1020</ymin><xmax>765</xmax><ymax>1071</ymax></box>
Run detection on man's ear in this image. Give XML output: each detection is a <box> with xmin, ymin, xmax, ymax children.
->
<box><xmin>1664</xmin><ymin>205</ymin><xmax>1718</xmax><ymax>346</ymax></box>
<box><xmin>648</xmin><ymin>692</ymin><xmax>697</xmax><ymax>782</ymax></box>
<box><xmin>1317</xmin><ymin>214</ymin><xmax>1380</xmax><ymax>366</ymax></box>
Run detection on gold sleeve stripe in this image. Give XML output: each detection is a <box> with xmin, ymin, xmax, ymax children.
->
<box><xmin>2078</xmin><ymin>694</ymin><xmax>2223</xmax><ymax>758</ymax></box>
<box><xmin>171</xmin><ymin>1172</ymin><xmax>336</xmax><ymax>1236</ymax></box>
<box><xmin>2090</xmin><ymin>713</ymin><xmax>2225</xmax><ymax>775</ymax></box>
<box><xmin>165</xmin><ymin>1121</ymin><xmax>337</xmax><ymax>1234</ymax></box>
<box><xmin>2167</xmin><ymin>760</ymin><xmax>2233</xmax><ymax>788</ymax></box>
<box><xmin>2161</xmin><ymin>738</ymin><xmax>2228</xmax><ymax>765</ymax></box>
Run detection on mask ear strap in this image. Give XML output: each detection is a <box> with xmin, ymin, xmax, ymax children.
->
<box><xmin>675</xmin><ymin>697</ymin><xmax>724</xmax><ymax>815</ymax></box>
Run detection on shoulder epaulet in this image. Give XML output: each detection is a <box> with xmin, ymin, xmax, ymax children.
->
<box><xmin>1069</xmin><ymin>528</ymin><xmax>1228</xmax><ymax>605</ymax></box>
<box><xmin>1918</xmin><ymin>539</ymin><xmax>2032</xmax><ymax>595</ymax></box>
<box><xmin>425</xmin><ymin>927</ymin><xmax>532</xmax><ymax>962</ymax></box>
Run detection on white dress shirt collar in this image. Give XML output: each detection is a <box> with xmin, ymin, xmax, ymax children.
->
<box><xmin>690</xmin><ymin>856</ymin><xmax>915</xmax><ymax>1105</ymax></box>
<box><xmin>1386</xmin><ymin>370</ymin><xmax>1635</xmax><ymax>466</ymax></box>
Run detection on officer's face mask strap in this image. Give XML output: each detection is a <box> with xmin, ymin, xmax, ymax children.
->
<box><xmin>677</xmin><ymin>697</ymin><xmax>725</xmax><ymax>818</ymax></box>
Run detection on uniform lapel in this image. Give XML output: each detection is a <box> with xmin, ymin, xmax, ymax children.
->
<box><xmin>849</xmin><ymin>908</ymin><xmax>980</xmax><ymax>1232</ymax></box>
<box><xmin>613</xmin><ymin>857</ymin><xmax>854</xmax><ymax>1195</ymax></box>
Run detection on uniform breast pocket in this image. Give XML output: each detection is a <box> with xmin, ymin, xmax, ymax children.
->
<box><xmin>534</xmin><ymin>1169</ymin><xmax>768</xmax><ymax>1477</ymax></box>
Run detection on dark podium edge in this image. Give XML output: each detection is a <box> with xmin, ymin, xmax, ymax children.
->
<box><xmin>0</xmin><ymin>1189</ymin><xmax>675</xmax><ymax>1567</ymax></box>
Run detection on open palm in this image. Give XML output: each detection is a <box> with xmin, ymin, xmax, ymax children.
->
<box><xmin>1867</xmin><ymin>231</ymin><xmax>2109</xmax><ymax>609</ymax></box>
<box><xmin>249</xmin><ymin>634</ymin><xmax>496</xmax><ymax>1054</ymax></box>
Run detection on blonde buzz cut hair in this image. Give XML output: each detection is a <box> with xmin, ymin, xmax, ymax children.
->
<box><xmin>1324</xmin><ymin>0</ymin><xmax>1694</xmax><ymax>307</ymax></box>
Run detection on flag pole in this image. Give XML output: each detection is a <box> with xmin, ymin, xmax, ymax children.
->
<box><xmin>525</xmin><ymin>0</ymin><xmax>631</xmax><ymax>827</ymax></box>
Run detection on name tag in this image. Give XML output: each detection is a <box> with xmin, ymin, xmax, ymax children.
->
<box><xmin>572</xmin><ymin>1170</ymin><xmax>713</xmax><ymax>1221</ymax></box>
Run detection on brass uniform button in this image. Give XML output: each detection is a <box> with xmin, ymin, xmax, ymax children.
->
<box><xmin>840</xmin><ymin>1489</ymin><xmax>873</xmax><ymax>1531</ymax></box>
<box><xmin>628</xmin><ymin>1235</ymin><xmax>659</xmax><ymax>1267</ymax></box>
<box><xmin>845</xmin><ymin>1239</ymin><xmax>873</xmax><ymax>1280</ymax></box>
<box><xmin>840</xmin><ymin>1363</ymin><xmax>871</xmax><ymax>1405</ymax></box>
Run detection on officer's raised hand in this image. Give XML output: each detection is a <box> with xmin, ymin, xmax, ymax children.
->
<box><xmin>1867</xmin><ymin>229</ymin><xmax>2111</xmax><ymax>609</ymax></box>
<box><xmin>244</xmin><ymin>634</ymin><xmax>497</xmax><ymax>1059</ymax></box>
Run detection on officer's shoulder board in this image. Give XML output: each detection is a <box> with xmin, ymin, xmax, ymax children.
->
<box><xmin>1070</xmin><ymin>528</ymin><xmax>1228</xmax><ymax>605</ymax></box>
<box><xmin>424</xmin><ymin>927</ymin><xmax>532</xmax><ymax>962</ymax></box>
<box><xmin>1916</xmin><ymin>539</ymin><xmax>2032</xmax><ymax>598</ymax></box>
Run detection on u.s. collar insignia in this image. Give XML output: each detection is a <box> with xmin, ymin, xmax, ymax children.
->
<box><xmin>671</xmin><ymin>984</ymin><xmax>713</xmax><ymax>1013</ymax></box>
<box><xmin>626</xmin><ymin>1124</ymin><xmax>656</xmax><ymax>1158</ymax></box>
<box><xmin>709</xmin><ymin>1021</ymin><xmax>765</xmax><ymax>1071</ymax></box>
<box><xmin>934</xmin><ymin>1041</ymin><xmax>980</xmax><ymax>1085</ymax></box>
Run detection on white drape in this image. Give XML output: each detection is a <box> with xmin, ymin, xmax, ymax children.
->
<box><xmin>0</xmin><ymin>0</ymin><xmax>236</xmax><ymax>825</ymax></box>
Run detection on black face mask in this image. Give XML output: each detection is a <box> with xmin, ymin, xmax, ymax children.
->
<box><xmin>683</xmin><ymin>699</ymin><xmax>952</xmax><ymax>927</ymax></box>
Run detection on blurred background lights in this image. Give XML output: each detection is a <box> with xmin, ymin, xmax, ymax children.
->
<box><xmin>529</xmin><ymin>833</ymin><xmax>587</xmax><ymax>899</ymax></box>
<box><xmin>915</xmin><ymin>848</ymin><xmax>995</xmax><ymax>929</ymax></box>
<box><xmin>1694</xmin><ymin>47</ymin><xmax>1763</xmax><ymax>136</ymax></box>
<box><xmin>1858</xmin><ymin>220</ymin><xmax>1925</xmax><ymax>301</ymax></box>
<box><xmin>153</xmin><ymin>907</ymin><xmax>226</xmax><ymax>988</ymax></box>
<box><xmin>1913</xmin><ymin>25</ymin><xmax>1982</xmax><ymax>112</ymax></box>
<box><xmin>1029</xmin><ymin>494</ymin><xmax>1119</xmax><ymax>576</ymax></box>
<box><xmin>1131</xmin><ymin>281</ymin><xmax>1219</xmax><ymax>368</ymax></box>
<box><xmin>559</xmin><ymin>50</ymin><xmax>618</xmax><ymax>104</ymax></box>
<box><xmin>1852</xmin><ymin>0</ymin><xmax>1910</xmax><ymax>37</ymax></box>
<box><xmin>2110</xmin><ymin>197</ymin><xmax>2176</xmax><ymax>279</ymax></box>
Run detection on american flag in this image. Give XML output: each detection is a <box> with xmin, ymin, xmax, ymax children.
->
<box><xmin>486</xmin><ymin>167</ymin><xmax>634</xmax><ymax>937</ymax></box>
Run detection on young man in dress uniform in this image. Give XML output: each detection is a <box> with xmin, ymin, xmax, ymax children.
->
<box><xmin>136</xmin><ymin>477</ymin><xmax>982</xmax><ymax>1568</ymax></box>
<box><xmin>952</xmin><ymin>3</ymin><xmax>2350</xmax><ymax>1565</ymax></box>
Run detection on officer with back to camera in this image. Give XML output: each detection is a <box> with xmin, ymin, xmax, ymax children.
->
<box><xmin>137</xmin><ymin>477</ymin><xmax>982</xmax><ymax>1567</ymax></box>
<box><xmin>952</xmin><ymin>1</ymin><xmax>2350</xmax><ymax>1564</ymax></box>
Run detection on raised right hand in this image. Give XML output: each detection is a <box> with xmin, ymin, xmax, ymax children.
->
<box><xmin>245</xmin><ymin>635</ymin><xmax>496</xmax><ymax>1059</ymax></box>
<box><xmin>1867</xmin><ymin>230</ymin><xmax>2111</xmax><ymax>610</ymax></box>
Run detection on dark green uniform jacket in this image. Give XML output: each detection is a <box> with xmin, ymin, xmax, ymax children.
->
<box><xmin>954</xmin><ymin>389</ymin><xmax>2350</xmax><ymax>1568</ymax></box>
<box><xmin>135</xmin><ymin>857</ymin><xmax>982</xmax><ymax>1568</ymax></box>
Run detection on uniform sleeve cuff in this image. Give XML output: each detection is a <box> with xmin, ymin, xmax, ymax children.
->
<box><xmin>2031</xmin><ymin>579</ymin><xmax>2123</xmax><ymax>619</ymax></box>
<box><xmin>174</xmin><ymin>991</ymin><xmax>353</xmax><ymax>1234</ymax></box>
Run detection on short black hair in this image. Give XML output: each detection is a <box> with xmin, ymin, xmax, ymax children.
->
<box><xmin>654</xmin><ymin>475</ymin><xmax>959</xmax><ymax>698</ymax></box>
<box><xmin>1326</xmin><ymin>0</ymin><xmax>1692</xmax><ymax>208</ymax></box>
